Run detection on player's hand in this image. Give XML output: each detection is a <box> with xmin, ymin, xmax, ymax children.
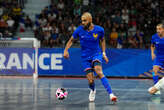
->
<box><xmin>151</xmin><ymin>53</ymin><xmax>156</xmax><ymax>60</ymax></box>
<box><xmin>103</xmin><ymin>53</ymin><xmax>109</xmax><ymax>64</ymax></box>
<box><xmin>64</xmin><ymin>50</ymin><xmax>69</xmax><ymax>59</ymax></box>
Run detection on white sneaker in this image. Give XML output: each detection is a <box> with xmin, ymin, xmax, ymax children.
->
<box><xmin>155</xmin><ymin>90</ymin><xmax>161</xmax><ymax>95</ymax></box>
<box><xmin>110</xmin><ymin>93</ymin><xmax>117</xmax><ymax>103</ymax></box>
<box><xmin>89</xmin><ymin>89</ymin><xmax>96</xmax><ymax>102</ymax></box>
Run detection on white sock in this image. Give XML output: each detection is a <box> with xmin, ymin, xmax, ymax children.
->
<box><xmin>110</xmin><ymin>93</ymin><xmax>114</xmax><ymax>98</ymax></box>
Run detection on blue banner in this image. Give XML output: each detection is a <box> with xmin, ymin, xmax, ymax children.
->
<box><xmin>38</xmin><ymin>48</ymin><xmax>155</xmax><ymax>77</ymax></box>
<box><xmin>0</xmin><ymin>48</ymin><xmax>34</xmax><ymax>75</ymax></box>
<box><xmin>1</xmin><ymin>48</ymin><xmax>159</xmax><ymax>77</ymax></box>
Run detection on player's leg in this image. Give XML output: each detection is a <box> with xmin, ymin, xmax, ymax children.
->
<box><xmin>86</xmin><ymin>69</ymin><xmax>95</xmax><ymax>91</ymax></box>
<box><xmin>83</xmin><ymin>60</ymin><xmax>96</xmax><ymax>101</ymax></box>
<box><xmin>86</xmin><ymin>69</ymin><xmax>96</xmax><ymax>101</ymax></box>
<box><xmin>149</xmin><ymin>77</ymin><xmax>164</xmax><ymax>94</ymax></box>
<box><xmin>93</xmin><ymin>60</ymin><xmax>117</xmax><ymax>102</ymax></box>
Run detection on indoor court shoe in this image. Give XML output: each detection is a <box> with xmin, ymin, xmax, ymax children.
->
<box><xmin>89</xmin><ymin>89</ymin><xmax>96</xmax><ymax>102</ymax></box>
<box><xmin>110</xmin><ymin>93</ymin><xmax>117</xmax><ymax>103</ymax></box>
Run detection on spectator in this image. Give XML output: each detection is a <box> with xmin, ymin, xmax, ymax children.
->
<box><xmin>6</xmin><ymin>16</ymin><xmax>15</xmax><ymax>34</ymax></box>
<box><xmin>24</xmin><ymin>15</ymin><xmax>33</xmax><ymax>30</ymax></box>
<box><xmin>128</xmin><ymin>32</ymin><xmax>138</xmax><ymax>48</ymax></box>
<box><xmin>12</xmin><ymin>4</ymin><xmax>22</xmax><ymax>30</ymax></box>
<box><xmin>2</xmin><ymin>13</ymin><xmax>9</xmax><ymax>21</ymax></box>
<box><xmin>112</xmin><ymin>11</ymin><xmax>122</xmax><ymax>25</ymax></box>
<box><xmin>121</xmin><ymin>11</ymin><xmax>129</xmax><ymax>24</ymax></box>
<box><xmin>133</xmin><ymin>30</ymin><xmax>144</xmax><ymax>48</ymax></box>
<box><xmin>42</xmin><ymin>23</ymin><xmax>52</xmax><ymax>47</ymax></box>
<box><xmin>117</xmin><ymin>32</ymin><xmax>126</xmax><ymax>49</ymax></box>
<box><xmin>57</xmin><ymin>0</ymin><xmax>65</xmax><ymax>11</ymax></box>
<box><xmin>0</xmin><ymin>17</ymin><xmax>8</xmax><ymax>35</ymax></box>
<box><xmin>109</xmin><ymin>28</ymin><xmax>118</xmax><ymax>48</ymax></box>
<box><xmin>38</xmin><ymin>16</ymin><xmax>47</xmax><ymax>28</ymax></box>
<box><xmin>49</xmin><ymin>24</ymin><xmax>60</xmax><ymax>47</ymax></box>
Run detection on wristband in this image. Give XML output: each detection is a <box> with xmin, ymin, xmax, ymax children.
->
<box><xmin>102</xmin><ymin>52</ymin><xmax>106</xmax><ymax>56</ymax></box>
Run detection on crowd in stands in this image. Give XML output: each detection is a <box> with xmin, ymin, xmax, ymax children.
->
<box><xmin>32</xmin><ymin>0</ymin><xmax>164</xmax><ymax>48</ymax></box>
<box><xmin>0</xmin><ymin>0</ymin><xmax>164</xmax><ymax>49</ymax></box>
<box><xmin>0</xmin><ymin>0</ymin><xmax>27</xmax><ymax>38</ymax></box>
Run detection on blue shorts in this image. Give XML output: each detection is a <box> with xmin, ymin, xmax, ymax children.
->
<box><xmin>82</xmin><ymin>53</ymin><xmax>103</xmax><ymax>72</ymax></box>
<box><xmin>153</xmin><ymin>58</ymin><xmax>164</xmax><ymax>68</ymax></box>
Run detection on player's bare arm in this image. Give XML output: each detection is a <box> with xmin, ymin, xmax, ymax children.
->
<box><xmin>100</xmin><ymin>37</ymin><xmax>109</xmax><ymax>63</ymax></box>
<box><xmin>64</xmin><ymin>36</ymin><xmax>74</xmax><ymax>59</ymax></box>
<box><xmin>151</xmin><ymin>44</ymin><xmax>156</xmax><ymax>60</ymax></box>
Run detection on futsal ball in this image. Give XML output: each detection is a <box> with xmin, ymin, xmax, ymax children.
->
<box><xmin>56</xmin><ymin>88</ymin><xmax>68</xmax><ymax>100</ymax></box>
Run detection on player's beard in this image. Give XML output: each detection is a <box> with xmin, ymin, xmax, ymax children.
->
<box><xmin>157</xmin><ymin>32</ymin><xmax>162</xmax><ymax>37</ymax></box>
<box><xmin>162</xmin><ymin>31</ymin><xmax>164</xmax><ymax>37</ymax></box>
<box><xmin>84</xmin><ymin>22</ymin><xmax>91</xmax><ymax>30</ymax></box>
<box><xmin>158</xmin><ymin>32</ymin><xmax>164</xmax><ymax>37</ymax></box>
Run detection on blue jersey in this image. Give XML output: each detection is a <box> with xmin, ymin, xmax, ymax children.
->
<box><xmin>72</xmin><ymin>25</ymin><xmax>104</xmax><ymax>59</ymax></box>
<box><xmin>151</xmin><ymin>33</ymin><xmax>164</xmax><ymax>60</ymax></box>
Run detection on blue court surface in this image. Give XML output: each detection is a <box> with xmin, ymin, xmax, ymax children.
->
<box><xmin>0</xmin><ymin>77</ymin><xmax>164</xmax><ymax>110</ymax></box>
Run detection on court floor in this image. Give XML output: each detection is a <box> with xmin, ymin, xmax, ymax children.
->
<box><xmin>0</xmin><ymin>77</ymin><xmax>163</xmax><ymax>110</ymax></box>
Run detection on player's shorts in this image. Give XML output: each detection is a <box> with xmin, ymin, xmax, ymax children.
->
<box><xmin>82</xmin><ymin>53</ymin><xmax>102</xmax><ymax>73</ymax></box>
<box><xmin>153</xmin><ymin>58</ymin><xmax>164</xmax><ymax>69</ymax></box>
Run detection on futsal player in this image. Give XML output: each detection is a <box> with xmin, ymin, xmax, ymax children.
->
<box><xmin>149</xmin><ymin>23</ymin><xmax>164</xmax><ymax>94</ymax></box>
<box><xmin>63</xmin><ymin>12</ymin><xmax>117</xmax><ymax>103</ymax></box>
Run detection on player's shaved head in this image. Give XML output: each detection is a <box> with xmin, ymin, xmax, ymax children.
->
<box><xmin>81</xmin><ymin>12</ymin><xmax>92</xmax><ymax>22</ymax></box>
<box><xmin>157</xmin><ymin>23</ymin><xmax>164</xmax><ymax>28</ymax></box>
<box><xmin>81</xmin><ymin>12</ymin><xmax>93</xmax><ymax>30</ymax></box>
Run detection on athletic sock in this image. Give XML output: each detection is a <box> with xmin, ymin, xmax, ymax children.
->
<box><xmin>89</xmin><ymin>82</ymin><xmax>95</xmax><ymax>91</ymax></box>
<box><xmin>152</xmin><ymin>72</ymin><xmax>159</xmax><ymax>84</ymax></box>
<box><xmin>100</xmin><ymin>77</ymin><xmax>112</xmax><ymax>94</ymax></box>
